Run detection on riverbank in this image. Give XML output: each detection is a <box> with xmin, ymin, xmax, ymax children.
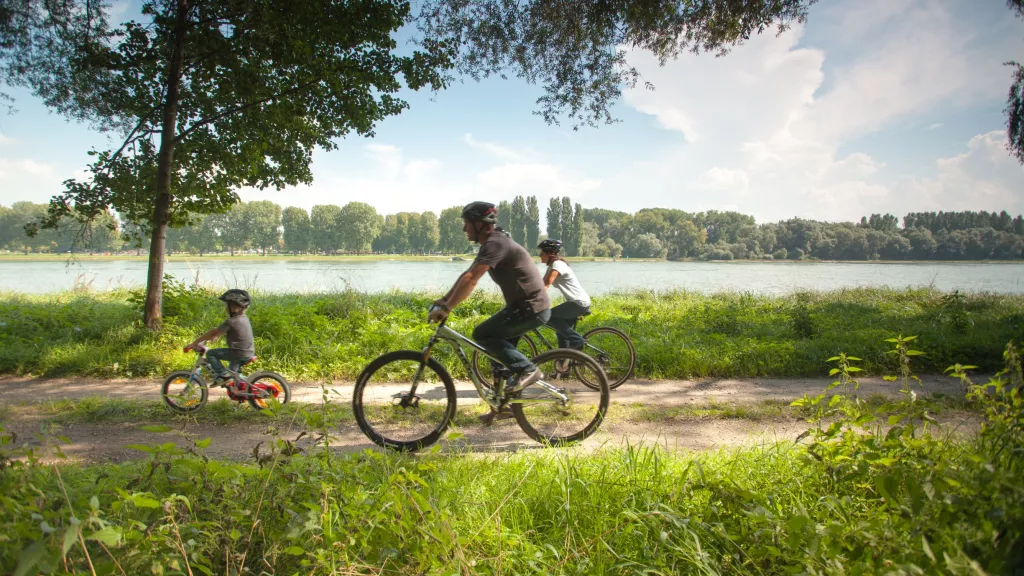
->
<box><xmin>1</xmin><ymin>286</ymin><xmax>1021</xmax><ymax>380</ymax></box>
<box><xmin>2</xmin><ymin>251</ymin><xmax>1021</xmax><ymax>264</ymax></box>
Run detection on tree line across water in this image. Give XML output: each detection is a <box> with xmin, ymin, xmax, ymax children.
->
<box><xmin>1</xmin><ymin>199</ymin><xmax>1023</xmax><ymax>261</ymax></box>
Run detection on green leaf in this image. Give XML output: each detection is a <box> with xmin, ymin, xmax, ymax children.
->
<box><xmin>906</xmin><ymin>350</ymin><xmax>926</xmax><ymax>356</ymax></box>
<box><xmin>195</xmin><ymin>437</ymin><xmax>212</xmax><ymax>449</ymax></box>
<box><xmin>904</xmin><ymin>335</ymin><xmax>918</xmax><ymax>341</ymax></box>
<box><xmin>87</xmin><ymin>527</ymin><xmax>121</xmax><ymax>546</ymax></box>
<box><xmin>90</xmin><ymin>495</ymin><xmax>99</xmax><ymax>510</ymax></box>
<box><xmin>882</xmin><ymin>376</ymin><xmax>897</xmax><ymax>381</ymax></box>
<box><xmin>922</xmin><ymin>535</ymin><xmax>936</xmax><ymax>562</ymax></box>
<box><xmin>828</xmin><ymin>368</ymin><xmax>840</xmax><ymax>376</ymax></box>
<box><xmin>132</xmin><ymin>494</ymin><xmax>161</xmax><ymax>509</ymax></box>
<box><xmin>888</xmin><ymin>415</ymin><xmax>903</xmax><ymax>425</ymax></box>
<box><xmin>140</xmin><ymin>425</ymin><xmax>172</xmax><ymax>433</ymax></box>
<box><xmin>825</xmin><ymin>356</ymin><xmax>841</xmax><ymax>362</ymax></box>
<box><xmin>285</xmin><ymin>546</ymin><xmax>305</xmax><ymax>556</ymax></box>
<box><xmin>847</xmin><ymin>356</ymin><xmax>862</xmax><ymax>361</ymax></box>
<box><xmin>846</xmin><ymin>366</ymin><xmax>863</xmax><ymax>372</ymax></box>
<box><xmin>125</xmin><ymin>444</ymin><xmax>156</xmax><ymax>453</ymax></box>
<box><xmin>13</xmin><ymin>540</ymin><xmax>46</xmax><ymax>576</ymax></box>
<box><xmin>63</xmin><ymin>525</ymin><xmax>80</xmax><ymax>556</ymax></box>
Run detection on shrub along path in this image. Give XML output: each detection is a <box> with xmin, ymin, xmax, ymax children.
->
<box><xmin>0</xmin><ymin>374</ymin><xmax>978</xmax><ymax>463</ymax></box>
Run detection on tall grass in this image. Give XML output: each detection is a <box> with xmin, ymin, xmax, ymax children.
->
<box><xmin>1</xmin><ymin>282</ymin><xmax>1022</xmax><ymax>380</ymax></box>
<box><xmin>2</xmin><ymin>339</ymin><xmax>1022</xmax><ymax>574</ymax></box>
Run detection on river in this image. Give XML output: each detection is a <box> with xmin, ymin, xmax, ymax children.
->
<box><xmin>1</xmin><ymin>258</ymin><xmax>1021</xmax><ymax>295</ymax></box>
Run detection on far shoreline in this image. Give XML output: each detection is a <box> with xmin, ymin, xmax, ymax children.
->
<box><xmin>0</xmin><ymin>252</ymin><xmax>1022</xmax><ymax>265</ymax></box>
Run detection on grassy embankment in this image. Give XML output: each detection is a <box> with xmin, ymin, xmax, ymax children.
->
<box><xmin>2</xmin><ymin>281</ymin><xmax>1023</xmax><ymax>573</ymax></box>
<box><xmin>1</xmin><ymin>346</ymin><xmax>1022</xmax><ymax>574</ymax></box>
<box><xmin>0</xmin><ymin>284</ymin><xmax>1021</xmax><ymax>381</ymax></box>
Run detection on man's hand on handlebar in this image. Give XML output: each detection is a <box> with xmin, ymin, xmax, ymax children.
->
<box><xmin>427</xmin><ymin>301</ymin><xmax>449</xmax><ymax>324</ymax></box>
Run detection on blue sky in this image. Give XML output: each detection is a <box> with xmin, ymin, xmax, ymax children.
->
<box><xmin>1</xmin><ymin>0</ymin><xmax>1023</xmax><ymax>225</ymax></box>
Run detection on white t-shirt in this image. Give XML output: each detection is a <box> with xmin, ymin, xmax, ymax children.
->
<box><xmin>547</xmin><ymin>260</ymin><xmax>591</xmax><ymax>307</ymax></box>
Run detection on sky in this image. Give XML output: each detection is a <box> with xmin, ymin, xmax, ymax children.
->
<box><xmin>1</xmin><ymin>0</ymin><xmax>1023</xmax><ymax>226</ymax></box>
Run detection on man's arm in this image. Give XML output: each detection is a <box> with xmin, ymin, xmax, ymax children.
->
<box><xmin>438</xmin><ymin>262</ymin><xmax>490</xmax><ymax>310</ymax></box>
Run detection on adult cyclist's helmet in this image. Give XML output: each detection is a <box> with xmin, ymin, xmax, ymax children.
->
<box><xmin>538</xmin><ymin>239</ymin><xmax>563</xmax><ymax>254</ymax></box>
<box><xmin>461</xmin><ymin>201</ymin><xmax>498</xmax><ymax>224</ymax></box>
<box><xmin>218</xmin><ymin>289</ymin><xmax>251</xmax><ymax>308</ymax></box>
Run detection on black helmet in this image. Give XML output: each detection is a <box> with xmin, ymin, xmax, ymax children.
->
<box><xmin>538</xmin><ymin>239</ymin><xmax>563</xmax><ymax>253</ymax></box>
<box><xmin>461</xmin><ymin>201</ymin><xmax>498</xmax><ymax>224</ymax></box>
<box><xmin>218</xmin><ymin>289</ymin><xmax>251</xmax><ymax>308</ymax></box>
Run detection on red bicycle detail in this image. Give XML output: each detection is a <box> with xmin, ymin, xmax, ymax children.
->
<box><xmin>162</xmin><ymin>343</ymin><xmax>291</xmax><ymax>412</ymax></box>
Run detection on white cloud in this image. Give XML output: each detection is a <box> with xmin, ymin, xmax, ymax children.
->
<box><xmin>894</xmin><ymin>131</ymin><xmax>1024</xmax><ymax>214</ymax></box>
<box><xmin>0</xmin><ymin>157</ymin><xmax>66</xmax><ymax>206</ymax></box>
<box><xmin>605</xmin><ymin>0</ymin><xmax>1023</xmax><ymax>223</ymax></box>
<box><xmin>0</xmin><ymin>133</ymin><xmax>16</xmax><ymax>146</ymax></box>
<box><xmin>927</xmin><ymin>123</ymin><xmax>944</xmax><ymax>130</ymax></box>
<box><xmin>240</xmin><ymin>138</ymin><xmax>600</xmax><ymax>218</ymax></box>
<box><xmin>463</xmin><ymin>133</ymin><xmax>524</xmax><ymax>161</ymax></box>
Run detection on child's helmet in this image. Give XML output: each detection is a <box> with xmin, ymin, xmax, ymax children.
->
<box><xmin>218</xmin><ymin>289</ymin><xmax>251</xmax><ymax>308</ymax></box>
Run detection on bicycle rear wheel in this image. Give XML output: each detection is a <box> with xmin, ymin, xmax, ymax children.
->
<box><xmin>246</xmin><ymin>372</ymin><xmax>292</xmax><ymax>410</ymax></box>
<box><xmin>577</xmin><ymin>327</ymin><xmax>636</xmax><ymax>390</ymax></box>
<box><xmin>511</xmin><ymin>349</ymin><xmax>609</xmax><ymax>446</ymax></box>
<box><xmin>352</xmin><ymin>350</ymin><xmax>457</xmax><ymax>452</ymax></box>
<box><xmin>161</xmin><ymin>371</ymin><xmax>208</xmax><ymax>413</ymax></box>
<box><xmin>470</xmin><ymin>334</ymin><xmax>537</xmax><ymax>385</ymax></box>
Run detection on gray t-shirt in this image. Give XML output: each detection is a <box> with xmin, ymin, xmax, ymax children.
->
<box><xmin>475</xmin><ymin>231</ymin><xmax>550</xmax><ymax>314</ymax></box>
<box><xmin>548</xmin><ymin>259</ymin><xmax>591</xmax><ymax>307</ymax></box>
<box><xmin>218</xmin><ymin>314</ymin><xmax>255</xmax><ymax>358</ymax></box>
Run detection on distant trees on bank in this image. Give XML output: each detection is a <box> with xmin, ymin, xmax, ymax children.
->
<box><xmin>2</xmin><ymin>199</ymin><xmax>1023</xmax><ymax>260</ymax></box>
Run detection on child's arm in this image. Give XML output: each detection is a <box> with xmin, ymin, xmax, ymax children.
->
<box><xmin>186</xmin><ymin>327</ymin><xmax>225</xmax><ymax>350</ymax></box>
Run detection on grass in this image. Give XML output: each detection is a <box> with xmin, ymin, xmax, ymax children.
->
<box><xmin>1</xmin><ymin>341</ymin><xmax>1021</xmax><ymax>575</ymax></box>
<box><xmin>0</xmin><ymin>427</ymin><xmax>1019</xmax><ymax>574</ymax></box>
<box><xmin>1</xmin><ymin>285</ymin><xmax>1021</xmax><ymax>382</ymax></box>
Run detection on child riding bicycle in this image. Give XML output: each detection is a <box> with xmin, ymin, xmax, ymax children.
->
<box><xmin>184</xmin><ymin>289</ymin><xmax>255</xmax><ymax>388</ymax></box>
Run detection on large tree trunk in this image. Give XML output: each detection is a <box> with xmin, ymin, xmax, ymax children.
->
<box><xmin>143</xmin><ymin>0</ymin><xmax>189</xmax><ymax>331</ymax></box>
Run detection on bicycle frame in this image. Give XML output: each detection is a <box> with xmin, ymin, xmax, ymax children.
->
<box><xmin>416</xmin><ymin>319</ymin><xmax>571</xmax><ymax>410</ymax></box>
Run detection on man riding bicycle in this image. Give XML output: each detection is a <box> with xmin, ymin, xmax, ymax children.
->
<box><xmin>428</xmin><ymin>201</ymin><xmax>551</xmax><ymax>422</ymax></box>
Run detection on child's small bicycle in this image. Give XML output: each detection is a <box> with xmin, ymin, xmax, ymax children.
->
<box><xmin>161</xmin><ymin>343</ymin><xmax>291</xmax><ymax>412</ymax></box>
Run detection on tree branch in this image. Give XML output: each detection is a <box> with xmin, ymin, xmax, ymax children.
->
<box><xmin>173</xmin><ymin>75</ymin><xmax>325</xmax><ymax>144</ymax></box>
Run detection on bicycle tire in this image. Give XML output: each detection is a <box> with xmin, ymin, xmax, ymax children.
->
<box><xmin>577</xmin><ymin>326</ymin><xmax>636</xmax><ymax>390</ymax></box>
<box><xmin>470</xmin><ymin>334</ymin><xmax>538</xmax><ymax>385</ymax></box>
<box><xmin>352</xmin><ymin>350</ymin><xmax>458</xmax><ymax>452</ymax></box>
<box><xmin>161</xmin><ymin>371</ymin><xmax>208</xmax><ymax>413</ymax></box>
<box><xmin>512</xmin><ymin>348</ymin><xmax>609</xmax><ymax>446</ymax></box>
<box><xmin>246</xmin><ymin>372</ymin><xmax>292</xmax><ymax>410</ymax></box>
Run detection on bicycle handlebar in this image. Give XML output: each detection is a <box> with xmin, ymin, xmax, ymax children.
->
<box><xmin>426</xmin><ymin>304</ymin><xmax>449</xmax><ymax>328</ymax></box>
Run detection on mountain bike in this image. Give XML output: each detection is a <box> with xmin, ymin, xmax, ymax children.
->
<box><xmin>469</xmin><ymin>313</ymin><xmax>635</xmax><ymax>390</ymax></box>
<box><xmin>161</xmin><ymin>343</ymin><xmax>291</xmax><ymax>412</ymax></box>
<box><xmin>351</xmin><ymin>306</ymin><xmax>610</xmax><ymax>452</ymax></box>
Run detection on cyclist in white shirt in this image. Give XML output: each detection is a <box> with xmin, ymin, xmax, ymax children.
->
<box><xmin>537</xmin><ymin>239</ymin><xmax>591</xmax><ymax>351</ymax></box>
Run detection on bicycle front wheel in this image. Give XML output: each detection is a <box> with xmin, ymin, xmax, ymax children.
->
<box><xmin>578</xmin><ymin>327</ymin><xmax>636</xmax><ymax>390</ymax></box>
<box><xmin>161</xmin><ymin>371</ymin><xmax>208</xmax><ymax>413</ymax></box>
<box><xmin>352</xmin><ymin>350</ymin><xmax>457</xmax><ymax>452</ymax></box>
<box><xmin>470</xmin><ymin>334</ymin><xmax>537</xmax><ymax>385</ymax></box>
<box><xmin>512</xmin><ymin>349</ymin><xmax>609</xmax><ymax>446</ymax></box>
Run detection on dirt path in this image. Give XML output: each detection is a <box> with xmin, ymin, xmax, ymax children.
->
<box><xmin>0</xmin><ymin>374</ymin><xmax>966</xmax><ymax>405</ymax></box>
<box><xmin>1</xmin><ymin>374</ymin><xmax>975</xmax><ymax>463</ymax></box>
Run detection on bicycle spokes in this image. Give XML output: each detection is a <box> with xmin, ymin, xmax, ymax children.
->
<box><xmin>358</xmin><ymin>357</ymin><xmax>452</xmax><ymax>445</ymax></box>
<box><xmin>512</xmin><ymin>352</ymin><xmax>606</xmax><ymax>442</ymax></box>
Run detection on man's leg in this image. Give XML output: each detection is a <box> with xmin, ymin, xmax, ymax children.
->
<box><xmin>548</xmin><ymin>302</ymin><xmax>588</xmax><ymax>350</ymax></box>
<box><xmin>473</xmin><ymin>307</ymin><xmax>550</xmax><ymax>374</ymax></box>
